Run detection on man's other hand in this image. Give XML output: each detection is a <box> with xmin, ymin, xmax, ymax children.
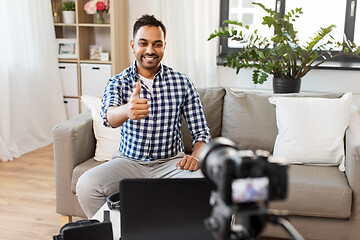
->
<box><xmin>176</xmin><ymin>155</ymin><xmax>200</xmax><ymax>171</ymax></box>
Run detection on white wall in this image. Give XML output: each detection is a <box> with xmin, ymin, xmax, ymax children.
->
<box><xmin>217</xmin><ymin>66</ymin><xmax>360</xmax><ymax>94</ymax></box>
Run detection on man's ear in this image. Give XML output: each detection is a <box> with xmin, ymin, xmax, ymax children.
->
<box><xmin>130</xmin><ymin>40</ymin><xmax>135</xmax><ymax>53</ymax></box>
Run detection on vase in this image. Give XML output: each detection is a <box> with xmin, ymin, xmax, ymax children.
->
<box><xmin>62</xmin><ymin>11</ymin><xmax>75</xmax><ymax>24</ymax></box>
<box><xmin>273</xmin><ymin>77</ymin><xmax>301</xmax><ymax>94</ymax></box>
<box><xmin>95</xmin><ymin>11</ymin><xmax>105</xmax><ymax>24</ymax></box>
<box><xmin>53</xmin><ymin>12</ymin><xmax>60</xmax><ymax>23</ymax></box>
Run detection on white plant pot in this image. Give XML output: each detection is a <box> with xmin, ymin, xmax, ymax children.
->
<box><xmin>62</xmin><ymin>11</ymin><xmax>75</xmax><ymax>24</ymax></box>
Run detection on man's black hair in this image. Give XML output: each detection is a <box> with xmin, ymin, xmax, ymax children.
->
<box><xmin>133</xmin><ymin>14</ymin><xmax>166</xmax><ymax>39</ymax></box>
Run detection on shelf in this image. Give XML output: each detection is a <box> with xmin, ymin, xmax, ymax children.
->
<box><xmin>59</xmin><ymin>59</ymin><xmax>78</xmax><ymax>63</ymax></box>
<box><xmin>80</xmin><ymin>60</ymin><xmax>111</xmax><ymax>64</ymax></box>
<box><xmin>78</xmin><ymin>23</ymin><xmax>111</xmax><ymax>27</ymax></box>
<box><xmin>54</xmin><ymin>23</ymin><xmax>77</xmax><ymax>27</ymax></box>
<box><xmin>63</xmin><ymin>96</ymin><xmax>80</xmax><ymax>99</ymax></box>
<box><xmin>58</xmin><ymin>59</ymin><xmax>111</xmax><ymax>64</ymax></box>
<box><xmin>54</xmin><ymin>23</ymin><xmax>110</xmax><ymax>27</ymax></box>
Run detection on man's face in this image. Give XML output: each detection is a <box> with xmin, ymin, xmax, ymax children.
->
<box><xmin>131</xmin><ymin>26</ymin><xmax>166</xmax><ymax>75</ymax></box>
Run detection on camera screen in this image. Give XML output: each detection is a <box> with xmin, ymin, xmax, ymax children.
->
<box><xmin>232</xmin><ymin>177</ymin><xmax>269</xmax><ymax>203</ymax></box>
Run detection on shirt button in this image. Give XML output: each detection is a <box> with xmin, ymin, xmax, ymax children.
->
<box><xmin>153</xmin><ymin>117</ymin><xmax>157</xmax><ymax>121</ymax></box>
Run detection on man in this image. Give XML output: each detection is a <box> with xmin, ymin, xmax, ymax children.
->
<box><xmin>76</xmin><ymin>14</ymin><xmax>211</xmax><ymax>218</ymax></box>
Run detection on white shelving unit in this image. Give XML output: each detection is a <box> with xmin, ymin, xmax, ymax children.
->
<box><xmin>51</xmin><ymin>0</ymin><xmax>128</xmax><ymax>118</ymax></box>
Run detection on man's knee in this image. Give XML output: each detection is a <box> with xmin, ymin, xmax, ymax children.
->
<box><xmin>76</xmin><ymin>167</ymin><xmax>120</xmax><ymax>201</ymax></box>
<box><xmin>76</xmin><ymin>170</ymin><xmax>109</xmax><ymax>218</ymax></box>
<box><xmin>76</xmin><ymin>171</ymin><xmax>99</xmax><ymax>201</ymax></box>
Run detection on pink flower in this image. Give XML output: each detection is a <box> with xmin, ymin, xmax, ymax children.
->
<box><xmin>84</xmin><ymin>1</ymin><xmax>97</xmax><ymax>14</ymax></box>
<box><xmin>96</xmin><ymin>1</ymin><xmax>106</xmax><ymax>11</ymax></box>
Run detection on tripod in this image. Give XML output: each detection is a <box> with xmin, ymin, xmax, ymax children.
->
<box><xmin>266</xmin><ymin>210</ymin><xmax>305</xmax><ymax>240</ymax></box>
<box><xmin>205</xmin><ymin>192</ymin><xmax>305</xmax><ymax>240</ymax></box>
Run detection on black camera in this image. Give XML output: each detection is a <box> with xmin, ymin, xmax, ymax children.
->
<box><xmin>200</xmin><ymin>137</ymin><xmax>303</xmax><ymax>240</ymax></box>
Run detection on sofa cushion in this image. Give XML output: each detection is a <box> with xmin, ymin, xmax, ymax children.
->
<box><xmin>72</xmin><ymin>158</ymin><xmax>104</xmax><ymax>193</ymax></box>
<box><xmin>81</xmin><ymin>95</ymin><xmax>121</xmax><ymax>161</ymax></box>
<box><xmin>269</xmin><ymin>165</ymin><xmax>352</xmax><ymax>219</ymax></box>
<box><xmin>181</xmin><ymin>87</ymin><xmax>226</xmax><ymax>153</ymax></box>
<box><xmin>269</xmin><ymin>93</ymin><xmax>352</xmax><ymax>171</ymax></box>
<box><xmin>222</xmin><ymin>90</ymin><xmax>278</xmax><ymax>152</ymax></box>
<box><xmin>222</xmin><ymin>90</ymin><xmax>344</xmax><ymax>152</ymax></box>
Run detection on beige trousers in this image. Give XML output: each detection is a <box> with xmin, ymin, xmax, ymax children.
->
<box><xmin>76</xmin><ymin>151</ymin><xmax>203</xmax><ymax>218</ymax></box>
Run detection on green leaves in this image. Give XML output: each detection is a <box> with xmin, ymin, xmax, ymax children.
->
<box><xmin>208</xmin><ymin>23</ymin><xmax>245</xmax><ymax>41</ymax></box>
<box><xmin>62</xmin><ymin>1</ymin><xmax>75</xmax><ymax>11</ymax></box>
<box><xmin>262</xmin><ymin>16</ymin><xmax>274</xmax><ymax>27</ymax></box>
<box><xmin>284</xmin><ymin>7</ymin><xmax>302</xmax><ymax>22</ymax></box>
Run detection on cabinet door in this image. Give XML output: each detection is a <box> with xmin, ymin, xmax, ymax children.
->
<box><xmin>59</xmin><ymin>63</ymin><xmax>78</xmax><ymax>97</ymax></box>
<box><xmin>64</xmin><ymin>98</ymin><xmax>80</xmax><ymax>119</ymax></box>
<box><xmin>81</xmin><ymin>63</ymin><xmax>111</xmax><ymax>97</ymax></box>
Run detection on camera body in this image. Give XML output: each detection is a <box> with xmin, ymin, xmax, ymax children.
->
<box><xmin>200</xmin><ymin>137</ymin><xmax>288</xmax><ymax>240</ymax></box>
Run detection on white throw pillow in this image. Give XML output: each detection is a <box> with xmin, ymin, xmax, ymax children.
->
<box><xmin>269</xmin><ymin>92</ymin><xmax>352</xmax><ymax>171</ymax></box>
<box><xmin>81</xmin><ymin>95</ymin><xmax>121</xmax><ymax>161</ymax></box>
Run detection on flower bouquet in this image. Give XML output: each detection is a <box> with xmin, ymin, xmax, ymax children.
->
<box><xmin>84</xmin><ymin>0</ymin><xmax>110</xmax><ymax>24</ymax></box>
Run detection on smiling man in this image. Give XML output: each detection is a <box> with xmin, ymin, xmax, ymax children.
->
<box><xmin>76</xmin><ymin>14</ymin><xmax>211</xmax><ymax>218</ymax></box>
<box><xmin>131</xmin><ymin>25</ymin><xmax>165</xmax><ymax>79</ymax></box>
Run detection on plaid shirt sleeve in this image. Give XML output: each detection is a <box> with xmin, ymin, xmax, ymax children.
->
<box><xmin>100</xmin><ymin>75</ymin><xmax>124</xmax><ymax>128</ymax></box>
<box><xmin>182</xmin><ymin>78</ymin><xmax>211</xmax><ymax>147</ymax></box>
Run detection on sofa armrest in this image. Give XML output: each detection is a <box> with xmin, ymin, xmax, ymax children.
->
<box><xmin>345</xmin><ymin>111</ymin><xmax>360</xmax><ymax>220</ymax></box>
<box><xmin>52</xmin><ymin>111</ymin><xmax>96</xmax><ymax>214</ymax></box>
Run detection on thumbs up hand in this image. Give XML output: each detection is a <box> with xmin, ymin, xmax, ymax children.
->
<box><xmin>127</xmin><ymin>82</ymin><xmax>149</xmax><ymax>120</ymax></box>
<box><xmin>131</xmin><ymin>81</ymin><xmax>141</xmax><ymax>99</ymax></box>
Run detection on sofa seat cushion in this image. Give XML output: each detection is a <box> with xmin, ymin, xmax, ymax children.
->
<box><xmin>71</xmin><ymin>158</ymin><xmax>104</xmax><ymax>193</ymax></box>
<box><xmin>269</xmin><ymin>165</ymin><xmax>352</xmax><ymax>219</ymax></box>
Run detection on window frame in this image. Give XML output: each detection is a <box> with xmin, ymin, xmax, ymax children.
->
<box><xmin>217</xmin><ymin>0</ymin><xmax>360</xmax><ymax>69</ymax></box>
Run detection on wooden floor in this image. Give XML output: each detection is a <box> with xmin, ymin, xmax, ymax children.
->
<box><xmin>0</xmin><ymin>144</ymin><xmax>282</xmax><ymax>240</ymax></box>
<box><xmin>0</xmin><ymin>144</ymin><xmax>61</xmax><ymax>240</ymax></box>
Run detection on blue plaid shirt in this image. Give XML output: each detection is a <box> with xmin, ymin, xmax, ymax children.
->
<box><xmin>101</xmin><ymin>61</ymin><xmax>211</xmax><ymax>161</ymax></box>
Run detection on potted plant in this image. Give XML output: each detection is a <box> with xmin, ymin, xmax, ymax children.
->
<box><xmin>209</xmin><ymin>2</ymin><xmax>360</xmax><ymax>93</ymax></box>
<box><xmin>62</xmin><ymin>0</ymin><xmax>76</xmax><ymax>24</ymax></box>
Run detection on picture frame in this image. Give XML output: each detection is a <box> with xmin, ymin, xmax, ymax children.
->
<box><xmin>56</xmin><ymin>38</ymin><xmax>78</xmax><ymax>59</ymax></box>
<box><xmin>89</xmin><ymin>45</ymin><xmax>103</xmax><ymax>60</ymax></box>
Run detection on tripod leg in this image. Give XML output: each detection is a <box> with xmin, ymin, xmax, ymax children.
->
<box><xmin>276</xmin><ymin>217</ymin><xmax>305</xmax><ymax>240</ymax></box>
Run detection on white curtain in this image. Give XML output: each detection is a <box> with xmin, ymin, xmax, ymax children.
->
<box><xmin>160</xmin><ymin>0</ymin><xmax>220</xmax><ymax>88</ymax></box>
<box><xmin>0</xmin><ymin>0</ymin><xmax>67</xmax><ymax>161</ymax></box>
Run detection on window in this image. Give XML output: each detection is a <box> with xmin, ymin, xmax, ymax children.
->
<box><xmin>227</xmin><ymin>0</ymin><xmax>276</xmax><ymax>48</ymax></box>
<box><xmin>285</xmin><ymin>0</ymin><xmax>346</xmax><ymax>50</ymax></box>
<box><xmin>219</xmin><ymin>0</ymin><xmax>359</xmax><ymax>65</ymax></box>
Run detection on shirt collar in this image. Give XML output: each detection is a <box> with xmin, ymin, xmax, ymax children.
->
<box><xmin>130</xmin><ymin>60</ymin><xmax>165</xmax><ymax>81</ymax></box>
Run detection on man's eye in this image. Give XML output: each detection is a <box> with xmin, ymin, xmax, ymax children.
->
<box><xmin>154</xmin><ymin>43</ymin><xmax>163</xmax><ymax>48</ymax></box>
<box><xmin>139</xmin><ymin>42</ymin><xmax>147</xmax><ymax>46</ymax></box>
